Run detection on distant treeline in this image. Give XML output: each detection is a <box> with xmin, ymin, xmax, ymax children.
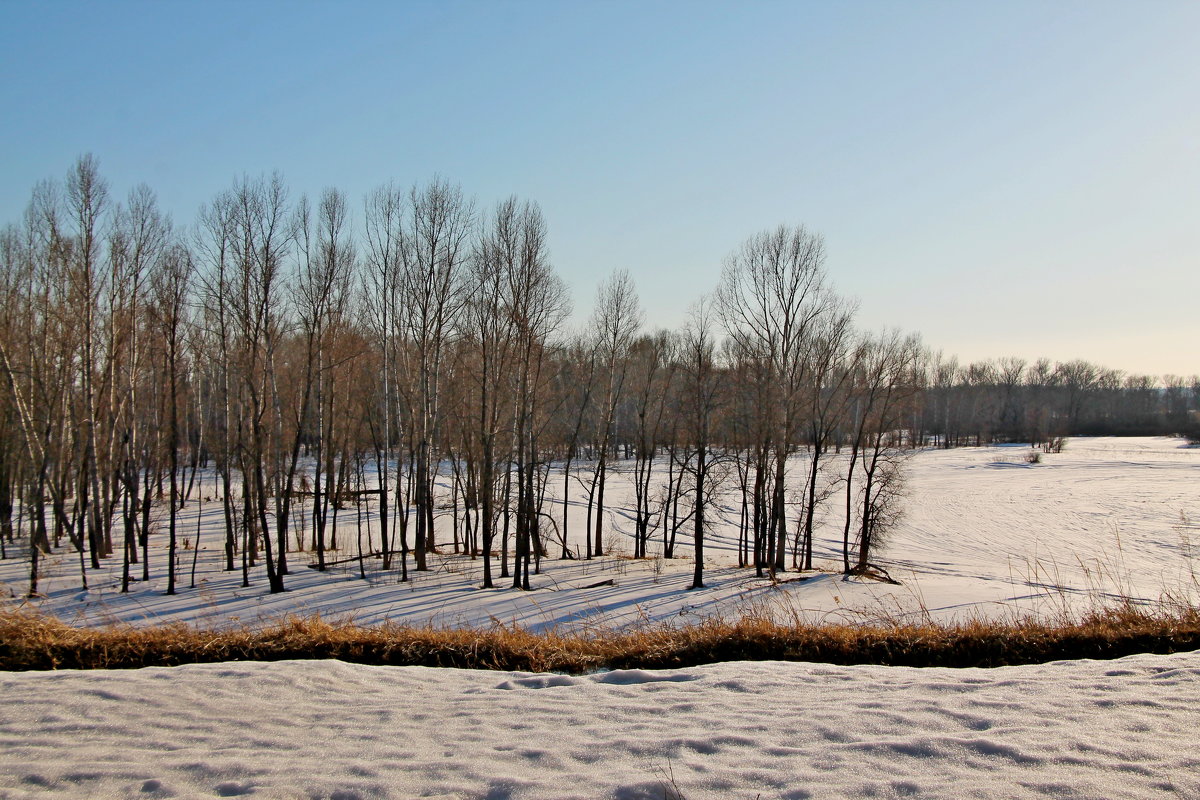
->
<box><xmin>921</xmin><ymin>357</ymin><xmax>1199</xmax><ymax>445</ymax></box>
<box><xmin>0</xmin><ymin>157</ymin><xmax>1196</xmax><ymax>601</ymax></box>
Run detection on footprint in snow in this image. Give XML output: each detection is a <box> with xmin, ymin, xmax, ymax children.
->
<box><xmin>590</xmin><ymin>669</ymin><xmax>700</xmax><ymax>685</ymax></box>
<box><xmin>494</xmin><ymin>674</ymin><xmax>579</xmax><ymax>690</ymax></box>
<box><xmin>494</xmin><ymin>669</ymin><xmax>700</xmax><ymax>689</ymax></box>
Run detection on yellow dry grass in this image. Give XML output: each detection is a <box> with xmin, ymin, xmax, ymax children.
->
<box><xmin>2</xmin><ymin>602</ymin><xmax>1198</xmax><ymax>672</ymax></box>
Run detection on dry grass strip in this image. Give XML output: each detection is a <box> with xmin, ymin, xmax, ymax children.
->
<box><xmin>3</xmin><ymin>604</ymin><xmax>1199</xmax><ymax>672</ymax></box>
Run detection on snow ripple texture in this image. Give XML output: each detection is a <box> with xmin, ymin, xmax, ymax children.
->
<box><xmin>1</xmin><ymin>652</ymin><xmax>1197</xmax><ymax>799</ymax></box>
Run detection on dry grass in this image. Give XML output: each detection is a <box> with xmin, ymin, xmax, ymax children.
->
<box><xmin>2</xmin><ymin>602</ymin><xmax>1199</xmax><ymax>673</ymax></box>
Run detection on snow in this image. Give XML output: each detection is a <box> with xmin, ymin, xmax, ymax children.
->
<box><xmin>1</xmin><ymin>439</ymin><xmax>1197</xmax><ymax>798</ymax></box>
<box><xmin>3</xmin><ymin>436</ymin><xmax>1196</xmax><ymax>631</ymax></box>
<box><xmin>1</xmin><ymin>652</ymin><xmax>1197</xmax><ymax>799</ymax></box>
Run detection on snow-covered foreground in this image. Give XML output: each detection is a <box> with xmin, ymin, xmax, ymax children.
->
<box><xmin>2</xmin><ymin>438</ymin><xmax>1198</xmax><ymax>800</ymax></box>
<box><xmin>2</xmin><ymin>652</ymin><xmax>1197</xmax><ymax>799</ymax></box>
<box><xmin>2</xmin><ymin>437</ymin><xmax>1197</xmax><ymax>630</ymax></box>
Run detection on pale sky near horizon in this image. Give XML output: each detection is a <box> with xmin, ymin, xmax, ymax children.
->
<box><xmin>2</xmin><ymin>1</ymin><xmax>1197</xmax><ymax>377</ymax></box>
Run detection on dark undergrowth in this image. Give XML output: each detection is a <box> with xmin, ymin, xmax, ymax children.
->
<box><xmin>2</xmin><ymin>604</ymin><xmax>1199</xmax><ymax>672</ymax></box>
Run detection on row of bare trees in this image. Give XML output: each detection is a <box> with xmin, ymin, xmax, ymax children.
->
<box><xmin>919</xmin><ymin>356</ymin><xmax>1200</xmax><ymax>447</ymax></box>
<box><xmin>1</xmin><ymin>157</ymin><xmax>1196</xmax><ymax>599</ymax></box>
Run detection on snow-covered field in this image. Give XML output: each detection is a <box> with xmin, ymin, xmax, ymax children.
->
<box><xmin>2</xmin><ymin>437</ymin><xmax>1199</xmax><ymax>799</ymax></box>
<box><xmin>2</xmin><ymin>652</ymin><xmax>1197</xmax><ymax>799</ymax></box>
<box><xmin>2</xmin><ymin>436</ymin><xmax>1196</xmax><ymax>630</ymax></box>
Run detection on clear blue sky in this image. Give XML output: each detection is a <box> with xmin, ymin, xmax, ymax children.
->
<box><xmin>3</xmin><ymin>0</ymin><xmax>1197</xmax><ymax>376</ymax></box>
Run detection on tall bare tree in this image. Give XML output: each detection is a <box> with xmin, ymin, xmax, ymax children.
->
<box><xmin>498</xmin><ymin>200</ymin><xmax>568</xmax><ymax>589</ymax></box>
<box><xmin>396</xmin><ymin>179</ymin><xmax>474</xmax><ymax>571</ymax></box>
<box><xmin>677</xmin><ymin>301</ymin><xmax>723</xmax><ymax>590</ymax></box>
<box><xmin>718</xmin><ymin>224</ymin><xmax>834</xmax><ymax>575</ymax></box>
<box><xmin>226</xmin><ymin>174</ymin><xmax>292</xmax><ymax>593</ymax></box>
<box><xmin>288</xmin><ymin>189</ymin><xmax>355</xmax><ymax>574</ymax></box>
<box><xmin>363</xmin><ymin>183</ymin><xmax>405</xmax><ymax>574</ymax></box>
<box><xmin>588</xmin><ymin>270</ymin><xmax>641</xmax><ymax>557</ymax></box>
<box><xmin>110</xmin><ymin>185</ymin><xmax>171</xmax><ymax>592</ymax></box>
<box><xmin>149</xmin><ymin>244</ymin><xmax>193</xmax><ymax>594</ymax></box>
<box><xmin>65</xmin><ymin>155</ymin><xmax>112</xmax><ymax>570</ymax></box>
<box><xmin>466</xmin><ymin>199</ymin><xmax>522</xmax><ymax>587</ymax></box>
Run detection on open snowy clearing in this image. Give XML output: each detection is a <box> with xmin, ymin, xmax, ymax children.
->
<box><xmin>2</xmin><ymin>436</ymin><xmax>1197</xmax><ymax>631</ymax></box>
<box><xmin>1</xmin><ymin>652</ymin><xmax>1197</xmax><ymax>799</ymax></box>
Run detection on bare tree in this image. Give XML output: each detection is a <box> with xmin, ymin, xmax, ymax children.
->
<box><xmin>499</xmin><ymin>200</ymin><xmax>568</xmax><ymax>590</ymax></box>
<box><xmin>796</xmin><ymin>300</ymin><xmax>856</xmax><ymax>570</ymax></box>
<box><xmin>628</xmin><ymin>331</ymin><xmax>676</xmax><ymax>558</ymax></box>
<box><xmin>363</xmin><ymin>183</ymin><xmax>405</xmax><ymax>575</ymax></box>
<box><xmin>553</xmin><ymin>336</ymin><xmax>599</xmax><ymax>560</ymax></box>
<box><xmin>841</xmin><ymin>331</ymin><xmax>921</xmax><ymax>577</ymax></box>
<box><xmin>226</xmin><ymin>174</ymin><xmax>292</xmax><ymax>593</ymax></box>
<box><xmin>65</xmin><ymin>155</ymin><xmax>112</xmax><ymax>570</ymax></box>
<box><xmin>588</xmin><ymin>270</ymin><xmax>641</xmax><ymax>557</ymax></box>
<box><xmin>196</xmin><ymin>190</ymin><xmax>245</xmax><ymax>578</ymax></box>
<box><xmin>676</xmin><ymin>300</ymin><xmax>723</xmax><ymax>590</ymax></box>
<box><xmin>109</xmin><ymin>185</ymin><xmax>170</xmax><ymax>592</ymax></box>
<box><xmin>465</xmin><ymin>199</ymin><xmax>522</xmax><ymax>586</ymax></box>
<box><xmin>718</xmin><ymin>224</ymin><xmax>834</xmax><ymax>575</ymax></box>
<box><xmin>396</xmin><ymin>179</ymin><xmax>474</xmax><ymax>571</ymax></box>
<box><xmin>149</xmin><ymin>244</ymin><xmax>193</xmax><ymax>594</ymax></box>
<box><xmin>289</xmin><ymin>189</ymin><xmax>355</xmax><ymax>574</ymax></box>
